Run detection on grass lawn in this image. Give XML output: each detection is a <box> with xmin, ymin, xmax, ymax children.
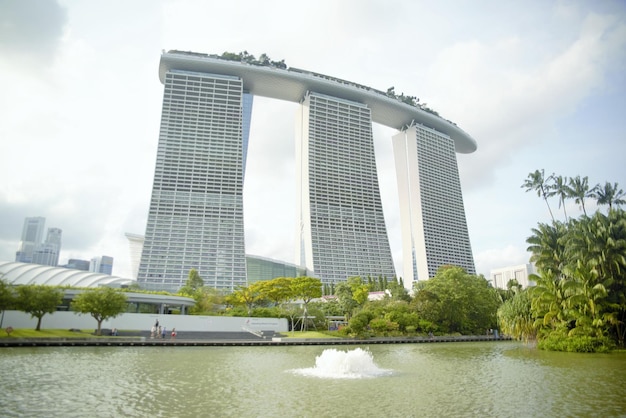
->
<box><xmin>280</xmin><ymin>331</ymin><xmax>340</xmax><ymax>339</ymax></box>
<box><xmin>0</xmin><ymin>329</ymin><xmax>100</xmax><ymax>339</ymax></box>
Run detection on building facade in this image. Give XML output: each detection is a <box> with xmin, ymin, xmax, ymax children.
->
<box><xmin>393</xmin><ymin>124</ymin><xmax>475</xmax><ymax>282</ymax></box>
<box><xmin>138</xmin><ymin>51</ymin><xmax>478</xmax><ymax>291</ymax></box>
<box><xmin>32</xmin><ymin>227</ymin><xmax>62</xmax><ymax>267</ymax></box>
<box><xmin>16</xmin><ymin>218</ymin><xmax>62</xmax><ymax>267</ymax></box>
<box><xmin>296</xmin><ymin>92</ymin><xmax>396</xmax><ymax>284</ymax></box>
<box><xmin>91</xmin><ymin>255</ymin><xmax>114</xmax><ymax>275</ymax></box>
<box><xmin>138</xmin><ymin>69</ymin><xmax>249</xmax><ymax>292</ymax></box>
<box><xmin>490</xmin><ymin>263</ymin><xmax>536</xmax><ymax>289</ymax></box>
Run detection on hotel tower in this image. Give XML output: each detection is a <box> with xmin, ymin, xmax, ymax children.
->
<box><xmin>138</xmin><ymin>51</ymin><xmax>477</xmax><ymax>291</ymax></box>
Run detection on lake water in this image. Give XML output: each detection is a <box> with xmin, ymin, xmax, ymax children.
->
<box><xmin>0</xmin><ymin>341</ymin><xmax>624</xmax><ymax>417</ymax></box>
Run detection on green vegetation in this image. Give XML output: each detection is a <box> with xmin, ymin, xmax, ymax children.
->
<box><xmin>71</xmin><ymin>287</ymin><xmax>128</xmax><ymax>336</ymax></box>
<box><xmin>513</xmin><ymin>170</ymin><xmax>626</xmax><ymax>352</ymax></box>
<box><xmin>0</xmin><ymin>329</ymin><xmax>96</xmax><ymax>339</ymax></box>
<box><xmin>15</xmin><ymin>285</ymin><xmax>63</xmax><ymax>331</ymax></box>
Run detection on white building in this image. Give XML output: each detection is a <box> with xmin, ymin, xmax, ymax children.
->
<box><xmin>137</xmin><ymin>69</ymin><xmax>250</xmax><ymax>292</ymax></box>
<box><xmin>490</xmin><ymin>263</ymin><xmax>536</xmax><ymax>289</ymax></box>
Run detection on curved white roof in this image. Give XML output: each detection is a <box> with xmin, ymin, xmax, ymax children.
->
<box><xmin>0</xmin><ymin>261</ymin><xmax>133</xmax><ymax>288</ymax></box>
<box><xmin>159</xmin><ymin>51</ymin><xmax>477</xmax><ymax>154</ymax></box>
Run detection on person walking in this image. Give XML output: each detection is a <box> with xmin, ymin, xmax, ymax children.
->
<box><xmin>171</xmin><ymin>328</ymin><xmax>177</xmax><ymax>340</ymax></box>
<box><xmin>161</xmin><ymin>326</ymin><xmax>166</xmax><ymax>339</ymax></box>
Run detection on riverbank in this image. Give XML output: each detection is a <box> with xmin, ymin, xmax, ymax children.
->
<box><xmin>0</xmin><ymin>334</ymin><xmax>510</xmax><ymax>347</ymax></box>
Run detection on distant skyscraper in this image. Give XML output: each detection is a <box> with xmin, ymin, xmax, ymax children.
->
<box><xmin>15</xmin><ymin>217</ymin><xmax>46</xmax><ymax>263</ymax></box>
<box><xmin>32</xmin><ymin>227</ymin><xmax>62</xmax><ymax>267</ymax></box>
<box><xmin>296</xmin><ymin>92</ymin><xmax>396</xmax><ymax>283</ymax></box>
<box><xmin>91</xmin><ymin>255</ymin><xmax>114</xmax><ymax>275</ymax></box>
<box><xmin>393</xmin><ymin>123</ymin><xmax>475</xmax><ymax>281</ymax></box>
<box><xmin>137</xmin><ymin>69</ymin><xmax>249</xmax><ymax>291</ymax></box>
<box><xmin>65</xmin><ymin>259</ymin><xmax>90</xmax><ymax>271</ymax></box>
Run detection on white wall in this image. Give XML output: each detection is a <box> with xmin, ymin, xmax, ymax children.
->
<box><xmin>0</xmin><ymin>311</ymin><xmax>288</xmax><ymax>333</ymax></box>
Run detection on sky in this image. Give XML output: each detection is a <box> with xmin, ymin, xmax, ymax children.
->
<box><xmin>1</xmin><ymin>0</ymin><xmax>625</xmax><ymax>282</ymax></box>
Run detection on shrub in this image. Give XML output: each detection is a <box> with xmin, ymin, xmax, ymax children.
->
<box><xmin>538</xmin><ymin>332</ymin><xmax>615</xmax><ymax>353</ymax></box>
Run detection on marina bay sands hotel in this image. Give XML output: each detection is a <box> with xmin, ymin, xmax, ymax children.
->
<box><xmin>137</xmin><ymin>50</ymin><xmax>477</xmax><ymax>291</ymax></box>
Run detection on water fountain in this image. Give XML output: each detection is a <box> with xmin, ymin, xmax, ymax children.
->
<box><xmin>290</xmin><ymin>347</ymin><xmax>392</xmax><ymax>379</ymax></box>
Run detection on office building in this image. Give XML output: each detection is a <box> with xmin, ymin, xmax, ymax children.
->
<box><xmin>64</xmin><ymin>259</ymin><xmax>90</xmax><ymax>271</ymax></box>
<box><xmin>31</xmin><ymin>227</ymin><xmax>62</xmax><ymax>267</ymax></box>
<box><xmin>15</xmin><ymin>217</ymin><xmax>46</xmax><ymax>263</ymax></box>
<box><xmin>91</xmin><ymin>255</ymin><xmax>114</xmax><ymax>275</ymax></box>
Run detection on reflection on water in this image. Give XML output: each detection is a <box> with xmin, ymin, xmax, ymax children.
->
<box><xmin>0</xmin><ymin>342</ymin><xmax>625</xmax><ymax>418</ymax></box>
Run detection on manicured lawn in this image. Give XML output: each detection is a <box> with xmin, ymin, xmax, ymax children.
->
<box><xmin>0</xmin><ymin>329</ymin><xmax>98</xmax><ymax>339</ymax></box>
<box><xmin>281</xmin><ymin>331</ymin><xmax>340</xmax><ymax>339</ymax></box>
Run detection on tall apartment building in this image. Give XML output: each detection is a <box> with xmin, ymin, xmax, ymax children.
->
<box><xmin>296</xmin><ymin>92</ymin><xmax>396</xmax><ymax>283</ymax></box>
<box><xmin>15</xmin><ymin>217</ymin><xmax>46</xmax><ymax>263</ymax></box>
<box><xmin>137</xmin><ymin>70</ymin><xmax>250</xmax><ymax>291</ymax></box>
<box><xmin>393</xmin><ymin>124</ymin><xmax>475</xmax><ymax>282</ymax></box>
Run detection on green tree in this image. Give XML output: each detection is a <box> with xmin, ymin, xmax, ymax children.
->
<box><xmin>412</xmin><ymin>266</ymin><xmax>499</xmax><ymax>334</ymax></box>
<box><xmin>547</xmin><ymin>174</ymin><xmax>569</xmax><ymax>221</ymax></box>
<box><xmin>526</xmin><ymin>222</ymin><xmax>567</xmax><ymax>276</ymax></box>
<box><xmin>71</xmin><ymin>287</ymin><xmax>128</xmax><ymax>336</ymax></box>
<box><xmin>593</xmin><ymin>182</ymin><xmax>626</xmax><ymax>212</ymax></box>
<box><xmin>290</xmin><ymin>277</ymin><xmax>322</xmax><ymax>331</ymax></box>
<box><xmin>0</xmin><ymin>278</ymin><xmax>15</xmax><ymax>328</ymax></box>
<box><xmin>15</xmin><ymin>285</ymin><xmax>63</xmax><ymax>331</ymax></box>
<box><xmin>497</xmin><ymin>288</ymin><xmax>536</xmax><ymax>342</ymax></box>
<box><xmin>190</xmin><ymin>287</ymin><xmax>224</xmax><ymax>314</ymax></box>
<box><xmin>179</xmin><ymin>269</ymin><xmax>204</xmax><ymax>296</ymax></box>
<box><xmin>522</xmin><ymin>169</ymin><xmax>555</xmax><ymax>222</ymax></box>
<box><xmin>226</xmin><ymin>283</ymin><xmax>264</xmax><ymax>316</ymax></box>
<box><xmin>565</xmin><ymin>175</ymin><xmax>594</xmax><ymax>216</ymax></box>
<box><xmin>565</xmin><ymin>210</ymin><xmax>626</xmax><ymax>345</ymax></box>
<box><xmin>0</xmin><ymin>278</ymin><xmax>15</xmax><ymax>312</ymax></box>
<box><xmin>261</xmin><ymin>277</ymin><xmax>295</xmax><ymax>307</ymax></box>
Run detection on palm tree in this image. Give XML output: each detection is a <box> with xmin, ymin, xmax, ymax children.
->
<box><xmin>522</xmin><ymin>169</ymin><xmax>555</xmax><ymax>222</ymax></box>
<box><xmin>526</xmin><ymin>221</ymin><xmax>567</xmax><ymax>276</ymax></box>
<box><xmin>565</xmin><ymin>175</ymin><xmax>594</xmax><ymax>216</ymax></box>
<box><xmin>593</xmin><ymin>182</ymin><xmax>626</xmax><ymax>212</ymax></box>
<box><xmin>546</xmin><ymin>174</ymin><xmax>569</xmax><ymax>221</ymax></box>
<box><xmin>564</xmin><ymin>210</ymin><xmax>626</xmax><ymax>345</ymax></box>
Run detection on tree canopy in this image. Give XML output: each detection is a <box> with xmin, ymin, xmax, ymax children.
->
<box><xmin>15</xmin><ymin>285</ymin><xmax>63</xmax><ymax>331</ymax></box>
<box><xmin>71</xmin><ymin>287</ymin><xmax>128</xmax><ymax>335</ymax></box>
